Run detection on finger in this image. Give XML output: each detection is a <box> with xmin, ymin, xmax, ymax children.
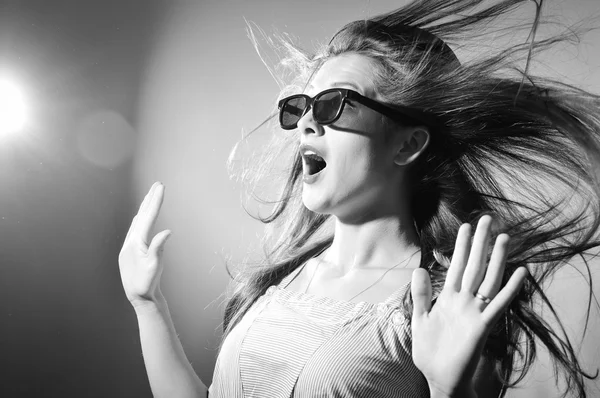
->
<box><xmin>139</xmin><ymin>182</ymin><xmax>161</xmax><ymax>215</ymax></box>
<box><xmin>124</xmin><ymin>215</ymin><xmax>138</xmax><ymax>245</ymax></box>
<box><xmin>445</xmin><ymin>223</ymin><xmax>472</xmax><ymax>291</ymax></box>
<box><xmin>411</xmin><ymin>268</ymin><xmax>432</xmax><ymax>318</ymax></box>
<box><xmin>476</xmin><ymin>233</ymin><xmax>510</xmax><ymax>298</ymax></box>
<box><xmin>137</xmin><ymin>183</ymin><xmax>165</xmax><ymax>245</ymax></box>
<box><xmin>462</xmin><ymin>215</ymin><xmax>493</xmax><ymax>293</ymax></box>
<box><xmin>482</xmin><ymin>267</ymin><xmax>528</xmax><ymax>325</ymax></box>
<box><xmin>148</xmin><ymin>229</ymin><xmax>172</xmax><ymax>258</ymax></box>
<box><xmin>129</xmin><ymin>182</ymin><xmax>160</xmax><ymax>243</ymax></box>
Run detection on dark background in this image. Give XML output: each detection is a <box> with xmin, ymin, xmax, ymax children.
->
<box><xmin>1</xmin><ymin>1</ymin><xmax>599</xmax><ymax>397</ymax></box>
<box><xmin>0</xmin><ymin>1</ymin><xmax>168</xmax><ymax>397</ymax></box>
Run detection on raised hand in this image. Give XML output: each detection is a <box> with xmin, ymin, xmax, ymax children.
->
<box><xmin>410</xmin><ymin>215</ymin><xmax>528</xmax><ymax>397</ymax></box>
<box><xmin>118</xmin><ymin>182</ymin><xmax>172</xmax><ymax>309</ymax></box>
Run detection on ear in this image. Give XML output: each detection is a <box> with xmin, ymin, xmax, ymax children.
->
<box><xmin>394</xmin><ymin>127</ymin><xmax>430</xmax><ymax>166</ymax></box>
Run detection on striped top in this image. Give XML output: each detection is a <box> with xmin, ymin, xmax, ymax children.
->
<box><xmin>208</xmin><ymin>263</ymin><xmax>431</xmax><ymax>397</ymax></box>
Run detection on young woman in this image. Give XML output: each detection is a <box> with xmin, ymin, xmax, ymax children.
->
<box><xmin>118</xmin><ymin>0</ymin><xmax>600</xmax><ymax>397</ymax></box>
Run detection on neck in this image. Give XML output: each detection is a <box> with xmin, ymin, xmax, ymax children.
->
<box><xmin>324</xmin><ymin>213</ymin><xmax>421</xmax><ymax>275</ymax></box>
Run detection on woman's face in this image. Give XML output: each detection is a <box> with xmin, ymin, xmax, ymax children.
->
<box><xmin>298</xmin><ymin>53</ymin><xmax>414</xmax><ymax>222</ymax></box>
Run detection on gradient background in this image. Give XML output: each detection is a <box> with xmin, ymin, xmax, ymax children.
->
<box><xmin>1</xmin><ymin>0</ymin><xmax>599</xmax><ymax>397</ymax></box>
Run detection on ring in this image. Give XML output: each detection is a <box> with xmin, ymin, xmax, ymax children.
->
<box><xmin>474</xmin><ymin>292</ymin><xmax>492</xmax><ymax>304</ymax></box>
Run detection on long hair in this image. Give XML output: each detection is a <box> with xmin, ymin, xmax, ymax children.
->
<box><xmin>220</xmin><ymin>1</ymin><xmax>600</xmax><ymax>397</ymax></box>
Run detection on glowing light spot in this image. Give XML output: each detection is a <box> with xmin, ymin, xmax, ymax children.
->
<box><xmin>0</xmin><ymin>78</ymin><xmax>26</xmax><ymax>136</ymax></box>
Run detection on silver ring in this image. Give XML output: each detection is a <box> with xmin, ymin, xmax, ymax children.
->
<box><xmin>474</xmin><ymin>292</ymin><xmax>492</xmax><ymax>304</ymax></box>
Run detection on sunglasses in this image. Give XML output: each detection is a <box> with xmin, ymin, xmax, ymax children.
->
<box><xmin>278</xmin><ymin>88</ymin><xmax>430</xmax><ymax>130</ymax></box>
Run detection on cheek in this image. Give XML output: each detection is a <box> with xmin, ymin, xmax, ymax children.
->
<box><xmin>330</xmin><ymin>123</ymin><xmax>390</xmax><ymax>175</ymax></box>
<box><xmin>333</xmin><ymin>140</ymin><xmax>379</xmax><ymax>182</ymax></box>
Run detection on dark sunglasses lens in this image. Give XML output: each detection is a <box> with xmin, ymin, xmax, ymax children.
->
<box><xmin>281</xmin><ymin>97</ymin><xmax>307</xmax><ymax>128</ymax></box>
<box><xmin>314</xmin><ymin>91</ymin><xmax>343</xmax><ymax>123</ymax></box>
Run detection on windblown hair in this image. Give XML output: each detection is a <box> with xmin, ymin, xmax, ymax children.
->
<box><xmin>221</xmin><ymin>1</ymin><xmax>600</xmax><ymax>397</ymax></box>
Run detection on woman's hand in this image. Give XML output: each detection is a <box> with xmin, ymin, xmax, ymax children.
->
<box><xmin>410</xmin><ymin>215</ymin><xmax>528</xmax><ymax>398</ymax></box>
<box><xmin>118</xmin><ymin>182</ymin><xmax>172</xmax><ymax>310</ymax></box>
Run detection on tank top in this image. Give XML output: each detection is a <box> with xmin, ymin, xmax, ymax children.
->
<box><xmin>208</xmin><ymin>263</ymin><xmax>432</xmax><ymax>397</ymax></box>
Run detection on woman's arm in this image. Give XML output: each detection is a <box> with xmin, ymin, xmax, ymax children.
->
<box><xmin>118</xmin><ymin>182</ymin><xmax>208</xmax><ymax>397</ymax></box>
<box><xmin>135</xmin><ymin>293</ymin><xmax>208</xmax><ymax>398</ymax></box>
<box><xmin>429</xmin><ymin>355</ymin><xmax>501</xmax><ymax>398</ymax></box>
<box><xmin>425</xmin><ymin>340</ymin><xmax>504</xmax><ymax>398</ymax></box>
<box><xmin>411</xmin><ymin>217</ymin><xmax>526</xmax><ymax>398</ymax></box>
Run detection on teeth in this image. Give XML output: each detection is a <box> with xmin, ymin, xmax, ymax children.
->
<box><xmin>301</xmin><ymin>152</ymin><xmax>327</xmax><ymax>175</ymax></box>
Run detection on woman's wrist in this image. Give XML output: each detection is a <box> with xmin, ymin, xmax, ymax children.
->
<box><xmin>132</xmin><ymin>291</ymin><xmax>168</xmax><ymax>317</ymax></box>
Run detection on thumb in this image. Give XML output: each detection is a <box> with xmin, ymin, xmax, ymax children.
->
<box><xmin>411</xmin><ymin>268</ymin><xmax>432</xmax><ymax>318</ymax></box>
<box><xmin>148</xmin><ymin>229</ymin><xmax>172</xmax><ymax>257</ymax></box>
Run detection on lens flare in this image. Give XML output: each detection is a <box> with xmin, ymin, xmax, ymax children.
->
<box><xmin>0</xmin><ymin>78</ymin><xmax>26</xmax><ymax>136</ymax></box>
<box><xmin>76</xmin><ymin>110</ymin><xmax>136</xmax><ymax>169</ymax></box>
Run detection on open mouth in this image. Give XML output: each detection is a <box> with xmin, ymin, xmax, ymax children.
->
<box><xmin>302</xmin><ymin>152</ymin><xmax>327</xmax><ymax>175</ymax></box>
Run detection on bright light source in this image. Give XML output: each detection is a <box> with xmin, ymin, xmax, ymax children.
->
<box><xmin>0</xmin><ymin>78</ymin><xmax>27</xmax><ymax>136</ymax></box>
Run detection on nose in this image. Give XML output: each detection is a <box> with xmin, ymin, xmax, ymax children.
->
<box><xmin>297</xmin><ymin>105</ymin><xmax>324</xmax><ymax>137</ymax></box>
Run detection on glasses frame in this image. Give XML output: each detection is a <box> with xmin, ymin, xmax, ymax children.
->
<box><xmin>277</xmin><ymin>88</ymin><xmax>432</xmax><ymax>130</ymax></box>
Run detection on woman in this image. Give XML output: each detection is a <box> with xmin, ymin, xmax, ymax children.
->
<box><xmin>118</xmin><ymin>0</ymin><xmax>600</xmax><ymax>397</ymax></box>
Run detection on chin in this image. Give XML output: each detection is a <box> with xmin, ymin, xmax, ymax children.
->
<box><xmin>301</xmin><ymin>191</ymin><xmax>332</xmax><ymax>215</ymax></box>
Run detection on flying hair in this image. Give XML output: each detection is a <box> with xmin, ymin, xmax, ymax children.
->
<box><xmin>221</xmin><ymin>1</ymin><xmax>600</xmax><ymax>397</ymax></box>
